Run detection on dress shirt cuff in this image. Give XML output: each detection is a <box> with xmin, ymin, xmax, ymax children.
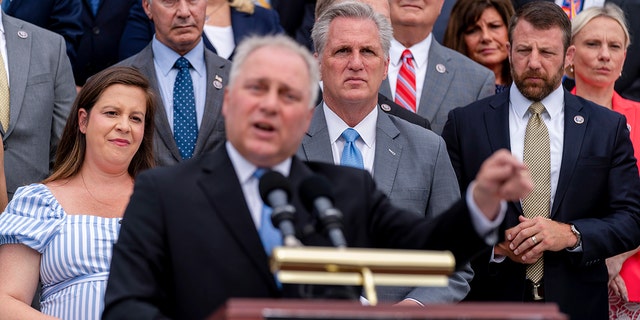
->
<box><xmin>402</xmin><ymin>298</ymin><xmax>425</xmax><ymax>307</ymax></box>
<box><xmin>490</xmin><ymin>246</ymin><xmax>507</xmax><ymax>263</ymax></box>
<box><xmin>466</xmin><ymin>182</ymin><xmax>506</xmax><ymax>246</ymax></box>
<box><xmin>566</xmin><ymin>242</ymin><xmax>583</xmax><ymax>252</ymax></box>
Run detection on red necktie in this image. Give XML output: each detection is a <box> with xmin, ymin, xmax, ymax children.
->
<box><xmin>395</xmin><ymin>49</ymin><xmax>417</xmax><ymax>113</ymax></box>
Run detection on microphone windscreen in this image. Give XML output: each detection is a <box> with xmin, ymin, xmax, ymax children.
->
<box><xmin>299</xmin><ymin>174</ymin><xmax>334</xmax><ymax>212</ymax></box>
<box><xmin>258</xmin><ymin>170</ymin><xmax>291</xmax><ymax>207</ymax></box>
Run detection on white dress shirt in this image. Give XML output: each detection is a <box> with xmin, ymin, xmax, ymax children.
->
<box><xmin>509</xmin><ymin>83</ymin><xmax>565</xmax><ymax>210</ymax></box>
<box><xmin>0</xmin><ymin>13</ymin><xmax>9</xmax><ymax>87</ymax></box>
<box><xmin>388</xmin><ymin>34</ymin><xmax>432</xmax><ymax>112</ymax></box>
<box><xmin>203</xmin><ymin>24</ymin><xmax>235</xmax><ymax>59</ymax></box>
<box><xmin>226</xmin><ymin>141</ymin><xmax>291</xmax><ymax>229</ymax></box>
<box><xmin>323</xmin><ymin>103</ymin><xmax>378</xmax><ymax>174</ymax></box>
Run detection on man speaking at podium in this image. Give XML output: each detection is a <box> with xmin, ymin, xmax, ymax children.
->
<box><xmin>103</xmin><ymin>32</ymin><xmax>533</xmax><ymax>320</ymax></box>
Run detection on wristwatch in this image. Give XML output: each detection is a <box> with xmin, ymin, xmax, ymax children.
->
<box><xmin>569</xmin><ymin>224</ymin><xmax>582</xmax><ymax>250</ymax></box>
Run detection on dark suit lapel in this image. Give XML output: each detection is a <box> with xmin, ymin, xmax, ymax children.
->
<box><xmin>286</xmin><ymin>157</ymin><xmax>318</xmax><ymax>233</ymax></box>
<box><xmin>372</xmin><ymin>113</ymin><xmax>402</xmax><ymax>196</ymax></box>
<box><xmin>299</xmin><ymin>106</ymin><xmax>334</xmax><ymax>163</ymax></box>
<box><xmin>3</xmin><ymin>14</ymin><xmax>29</xmax><ymax>136</ymax></box>
<box><xmin>196</xmin><ymin>147</ymin><xmax>279</xmax><ymax>291</ymax></box>
<box><xmin>193</xmin><ymin>49</ymin><xmax>228</xmax><ymax>156</ymax></box>
<box><xmin>230</xmin><ymin>8</ymin><xmax>251</xmax><ymax>50</ymax></box>
<box><xmin>552</xmin><ymin>92</ymin><xmax>587</xmax><ymax>216</ymax></box>
<box><xmin>484</xmin><ymin>93</ymin><xmax>511</xmax><ymax>152</ymax></box>
<box><xmin>484</xmin><ymin>92</ymin><xmax>522</xmax><ymax>214</ymax></box>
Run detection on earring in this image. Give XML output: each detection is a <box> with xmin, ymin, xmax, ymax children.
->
<box><xmin>570</xmin><ymin>65</ymin><xmax>574</xmax><ymax>73</ymax></box>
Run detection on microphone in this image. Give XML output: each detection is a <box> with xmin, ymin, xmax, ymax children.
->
<box><xmin>258</xmin><ymin>171</ymin><xmax>302</xmax><ymax>247</ymax></box>
<box><xmin>299</xmin><ymin>175</ymin><xmax>347</xmax><ymax>248</ymax></box>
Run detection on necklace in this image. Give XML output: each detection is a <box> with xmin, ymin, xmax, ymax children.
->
<box><xmin>80</xmin><ymin>172</ymin><xmax>132</xmax><ymax>208</ymax></box>
<box><xmin>81</xmin><ymin>172</ymin><xmax>115</xmax><ymax>207</ymax></box>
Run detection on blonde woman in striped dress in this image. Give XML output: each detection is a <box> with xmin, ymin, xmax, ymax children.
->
<box><xmin>0</xmin><ymin>66</ymin><xmax>156</xmax><ymax>320</ymax></box>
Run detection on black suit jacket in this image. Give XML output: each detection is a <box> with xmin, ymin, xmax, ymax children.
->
<box><xmin>272</xmin><ymin>0</ymin><xmax>315</xmax><ymax>51</ymax></box>
<box><xmin>441</xmin><ymin>89</ymin><xmax>640</xmax><ymax>319</ymax></box>
<box><xmin>74</xmin><ymin>0</ymin><xmax>136</xmax><ymax>85</ymax></box>
<box><xmin>2</xmin><ymin>0</ymin><xmax>82</xmax><ymax>64</ymax></box>
<box><xmin>103</xmin><ymin>145</ymin><xmax>490</xmax><ymax>320</ymax></box>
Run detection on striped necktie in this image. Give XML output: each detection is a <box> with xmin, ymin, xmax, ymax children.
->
<box><xmin>522</xmin><ymin>102</ymin><xmax>551</xmax><ymax>285</ymax></box>
<box><xmin>395</xmin><ymin>49</ymin><xmax>417</xmax><ymax>113</ymax></box>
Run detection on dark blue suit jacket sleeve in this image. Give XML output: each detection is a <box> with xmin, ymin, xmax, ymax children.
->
<box><xmin>2</xmin><ymin>0</ymin><xmax>82</xmax><ymax>63</ymax></box>
<box><xmin>118</xmin><ymin>0</ymin><xmax>154</xmax><ymax>60</ymax></box>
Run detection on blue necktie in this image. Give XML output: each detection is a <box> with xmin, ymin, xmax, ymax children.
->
<box><xmin>1</xmin><ymin>0</ymin><xmax>9</xmax><ymax>11</ymax></box>
<box><xmin>340</xmin><ymin>128</ymin><xmax>364</xmax><ymax>169</ymax></box>
<box><xmin>253</xmin><ymin>169</ymin><xmax>283</xmax><ymax>256</ymax></box>
<box><xmin>173</xmin><ymin>57</ymin><xmax>198</xmax><ymax>160</ymax></box>
<box><xmin>88</xmin><ymin>0</ymin><xmax>100</xmax><ymax>15</ymax></box>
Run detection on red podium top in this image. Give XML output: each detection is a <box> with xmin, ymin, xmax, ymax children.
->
<box><xmin>209</xmin><ymin>298</ymin><xmax>568</xmax><ymax>320</ymax></box>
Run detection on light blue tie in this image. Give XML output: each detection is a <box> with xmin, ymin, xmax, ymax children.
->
<box><xmin>253</xmin><ymin>169</ymin><xmax>283</xmax><ymax>256</ymax></box>
<box><xmin>88</xmin><ymin>0</ymin><xmax>100</xmax><ymax>15</ymax></box>
<box><xmin>173</xmin><ymin>57</ymin><xmax>198</xmax><ymax>160</ymax></box>
<box><xmin>340</xmin><ymin>128</ymin><xmax>364</xmax><ymax>169</ymax></box>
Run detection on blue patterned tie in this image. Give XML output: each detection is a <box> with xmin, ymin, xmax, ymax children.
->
<box><xmin>88</xmin><ymin>0</ymin><xmax>100</xmax><ymax>15</ymax></box>
<box><xmin>340</xmin><ymin>128</ymin><xmax>364</xmax><ymax>169</ymax></box>
<box><xmin>173</xmin><ymin>57</ymin><xmax>198</xmax><ymax>160</ymax></box>
<box><xmin>253</xmin><ymin>169</ymin><xmax>283</xmax><ymax>256</ymax></box>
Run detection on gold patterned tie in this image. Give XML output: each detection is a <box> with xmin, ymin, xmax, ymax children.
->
<box><xmin>521</xmin><ymin>102</ymin><xmax>551</xmax><ymax>284</ymax></box>
<box><xmin>0</xmin><ymin>52</ymin><xmax>9</xmax><ymax>132</ymax></box>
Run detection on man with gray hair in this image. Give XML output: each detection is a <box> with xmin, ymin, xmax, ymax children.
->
<box><xmin>116</xmin><ymin>0</ymin><xmax>231</xmax><ymax>166</ymax></box>
<box><xmin>103</xmin><ymin>33</ymin><xmax>533</xmax><ymax>319</ymax></box>
<box><xmin>299</xmin><ymin>1</ymin><xmax>473</xmax><ymax>305</ymax></box>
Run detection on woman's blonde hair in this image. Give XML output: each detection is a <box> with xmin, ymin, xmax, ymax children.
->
<box><xmin>229</xmin><ymin>0</ymin><xmax>254</xmax><ymax>14</ymax></box>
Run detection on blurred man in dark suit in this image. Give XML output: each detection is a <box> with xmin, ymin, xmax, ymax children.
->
<box><xmin>103</xmin><ymin>33</ymin><xmax>533</xmax><ymax>320</ymax></box>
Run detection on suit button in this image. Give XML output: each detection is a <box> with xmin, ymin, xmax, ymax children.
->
<box><xmin>92</xmin><ymin>27</ymin><xmax>100</xmax><ymax>35</ymax></box>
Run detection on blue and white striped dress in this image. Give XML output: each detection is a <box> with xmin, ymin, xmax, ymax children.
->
<box><xmin>0</xmin><ymin>183</ymin><xmax>120</xmax><ymax>320</ymax></box>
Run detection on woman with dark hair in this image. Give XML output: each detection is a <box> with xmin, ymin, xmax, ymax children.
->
<box><xmin>0</xmin><ymin>66</ymin><xmax>156</xmax><ymax>319</ymax></box>
<box><xmin>444</xmin><ymin>0</ymin><xmax>515</xmax><ymax>93</ymax></box>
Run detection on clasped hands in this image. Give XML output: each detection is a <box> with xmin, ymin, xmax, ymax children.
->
<box><xmin>495</xmin><ymin>216</ymin><xmax>579</xmax><ymax>264</ymax></box>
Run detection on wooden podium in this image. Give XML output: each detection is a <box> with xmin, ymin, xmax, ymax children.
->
<box><xmin>209</xmin><ymin>299</ymin><xmax>568</xmax><ymax>320</ymax></box>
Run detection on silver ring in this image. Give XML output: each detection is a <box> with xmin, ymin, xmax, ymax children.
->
<box><xmin>531</xmin><ymin>235</ymin><xmax>538</xmax><ymax>245</ymax></box>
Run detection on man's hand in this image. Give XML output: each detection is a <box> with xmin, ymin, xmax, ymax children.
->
<box><xmin>472</xmin><ymin>149</ymin><xmax>532</xmax><ymax>220</ymax></box>
<box><xmin>495</xmin><ymin>241</ymin><xmax>526</xmax><ymax>263</ymax></box>
<box><xmin>506</xmin><ymin>216</ymin><xmax>576</xmax><ymax>263</ymax></box>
